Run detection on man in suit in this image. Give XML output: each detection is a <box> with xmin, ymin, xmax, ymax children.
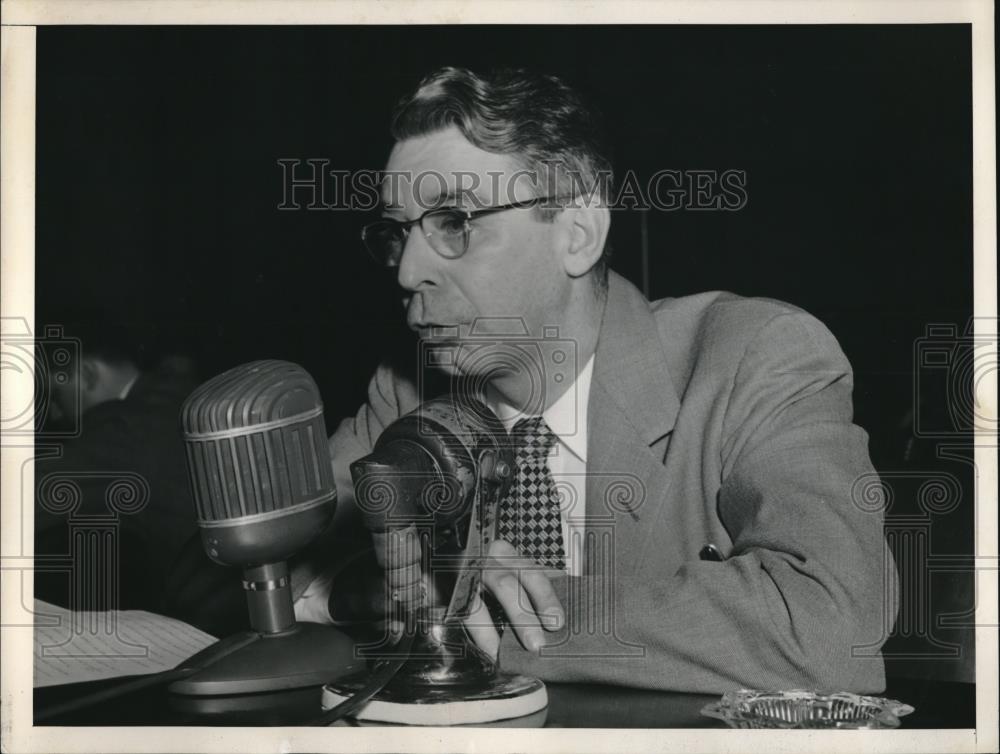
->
<box><xmin>295</xmin><ymin>66</ymin><xmax>897</xmax><ymax>693</ymax></box>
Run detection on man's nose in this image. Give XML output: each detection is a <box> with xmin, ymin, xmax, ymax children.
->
<box><xmin>396</xmin><ymin>226</ymin><xmax>439</xmax><ymax>292</ymax></box>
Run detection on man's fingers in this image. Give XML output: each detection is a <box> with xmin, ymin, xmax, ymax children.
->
<box><xmin>366</xmin><ymin>532</ymin><xmax>563</xmax><ymax>653</ymax></box>
<box><xmin>385</xmin><ymin>562</ymin><xmax>422</xmax><ymax>591</ymax></box>
<box><xmin>371</xmin><ymin>525</ymin><xmax>422</xmax><ymax>570</ymax></box>
<box><xmin>370</xmin><ymin>525</ymin><xmax>426</xmax><ymax>608</ymax></box>
<box><xmin>479</xmin><ymin>540</ymin><xmax>563</xmax><ymax>652</ymax></box>
<box><xmin>462</xmin><ymin>593</ymin><xmax>501</xmax><ymax>660</ymax></box>
<box><xmin>387</xmin><ymin>619</ymin><xmax>404</xmax><ymax>642</ymax></box>
<box><xmin>513</xmin><ymin>565</ymin><xmax>563</xmax><ymax>631</ymax></box>
<box><xmin>487</xmin><ymin>573</ymin><xmax>545</xmax><ymax>651</ymax></box>
<box><xmin>484</xmin><ymin>539</ymin><xmax>564</xmax><ymax>631</ymax></box>
<box><xmin>388</xmin><ymin>579</ymin><xmax>425</xmax><ymax>608</ymax></box>
<box><xmin>373</xmin><ymin>618</ymin><xmax>405</xmax><ymax>644</ymax></box>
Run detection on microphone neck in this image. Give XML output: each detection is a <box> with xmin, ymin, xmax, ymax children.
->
<box><xmin>242</xmin><ymin>562</ymin><xmax>295</xmax><ymax>635</ymax></box>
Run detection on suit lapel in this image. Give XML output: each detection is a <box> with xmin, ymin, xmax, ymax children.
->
<box><xmin>584</xmin><ymin>272</ymin><xmax>681</xmax><ymax>579</ymax></box>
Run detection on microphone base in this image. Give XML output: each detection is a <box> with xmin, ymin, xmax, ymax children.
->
<box><xmin>321</xmin><ymin>673</ymin><xmax>548</xmax><ymax>725</ymax></box>
<box><xmin>169</xmin><ymin>622</ymin><xmax>363</xmax><ymax>696</ymax></box>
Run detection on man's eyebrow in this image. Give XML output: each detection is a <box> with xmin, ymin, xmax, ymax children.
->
<box><xmin>424</xmin><ymin>188</ymin><xmax>485</xmax><ymax>208</ymax></box>
<box><xmin>380</xmin><ymin>188</ymin><xmax>486</xmax><ymax>215</ymax></box>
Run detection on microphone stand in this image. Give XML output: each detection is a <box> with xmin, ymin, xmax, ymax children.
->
<box><xmin>168</xmin><ymin>560</ymin><xmax>362</xmax><ymax>696</ymax></box>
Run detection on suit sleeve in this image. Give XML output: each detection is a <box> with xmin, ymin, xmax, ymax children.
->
<box><xmin>327</xmin><ymin>362</ymin><xmax>421</xmax><ymax>528</ymax></box>
<box><xmin>499</xmin><ymin>312</ymin><xmax>898</xmax><ymax>693</ymax></box>
<box><xmin>290</xmin><ymin>362</ymin><xmax>419</xmax><ymax>603</ymax></box>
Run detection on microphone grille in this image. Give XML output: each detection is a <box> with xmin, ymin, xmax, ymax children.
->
<box><xmin>180</xmin><ymin>360</ymin><xmax>335</xmax><ymax>523</ymax></box>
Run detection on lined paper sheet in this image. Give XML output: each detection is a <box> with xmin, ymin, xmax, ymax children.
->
<box><xmin>33</xmin><ymin>600</ymin><xmax>216</xmax><ymax>687</ymax></box>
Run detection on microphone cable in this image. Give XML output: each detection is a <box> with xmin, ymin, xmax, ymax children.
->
<box><xmin>34</xmin><ymin>632</ymin><xmax>261</xmax><ymax>723</ymax></box>
<box><xmin>35</xmin><ymin>667</ymin><xmax>198</xmax><ymax>723</ymax></box>
<box><xmin>36</xmin><ymin>623</ymin><xmax>414</xmax><ymax>726</ymax></box>
<box><xmin>307</xmin><ymin>614</ymin><xmax>418</xmax><ymax>726</ymax></box>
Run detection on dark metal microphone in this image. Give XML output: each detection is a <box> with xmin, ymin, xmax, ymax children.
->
<box><xmin>169</xmin><ymin>360</ymin><xmax>362</xmax><ymax>696</ymax></box>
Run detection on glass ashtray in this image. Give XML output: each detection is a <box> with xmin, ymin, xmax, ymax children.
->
<box><xmin>701</xmin><ymin>689</ymin><xmax>915</xmax><ymax>729</ymax></box>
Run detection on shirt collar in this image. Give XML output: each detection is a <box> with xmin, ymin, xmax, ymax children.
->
<box><xmin>486</xmin><ymin>353</ymin><xmax>594</xmax><ymax>462</ymax></box>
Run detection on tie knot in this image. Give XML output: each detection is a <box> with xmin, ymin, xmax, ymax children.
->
<box><xmin>511</xmin><ymin>416</ymin><xmax>558</xmax><ymax>456</ymax></box>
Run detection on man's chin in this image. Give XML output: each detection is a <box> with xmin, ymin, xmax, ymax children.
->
<box><xmin>422</xmin><ymin>341</ymin><xmax>501</xmax><ymax>380</ymax></box>
<box><xmin>421</xmin><ymin>340</ymin><xmax>464</xmax><ymax>376</ymax></box>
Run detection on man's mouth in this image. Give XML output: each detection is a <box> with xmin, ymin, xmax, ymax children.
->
<box><xmin>405</xmin><ymin>296</ymin><xmax>462</xmax><ymax>340</ymax></box>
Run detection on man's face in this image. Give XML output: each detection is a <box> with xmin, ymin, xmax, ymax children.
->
<box><xmin>383</xmin><ymin>126</ymin><xmax>574</xmax><ymax>377</ymax></box>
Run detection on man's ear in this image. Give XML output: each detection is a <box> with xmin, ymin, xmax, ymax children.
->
<box><xmin>79</xmin><ymin>357</ymin><xmax>101</xmax><ymax>393</ymax></box>
<box><xmin>560</xmin><ymin>203</ymin><xmax>610</xmax><ymax>279</ymax></box>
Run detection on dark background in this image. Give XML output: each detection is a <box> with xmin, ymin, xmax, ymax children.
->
<box><xmin>35</xmin><ymin>25</ymin><xmax>975</xmax><ymax>683</ymax></box>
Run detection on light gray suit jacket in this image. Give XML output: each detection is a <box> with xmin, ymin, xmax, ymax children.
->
<box><xmin>325</xmin><ymin>271</ymin><xmax>897</xmax><ymax>694</ymax></box>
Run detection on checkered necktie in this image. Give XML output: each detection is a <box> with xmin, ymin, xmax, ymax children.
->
<box><xmin>497</xmin><ymin>416</ymin><xmax>566</xmax><ymax>570</ymax></box>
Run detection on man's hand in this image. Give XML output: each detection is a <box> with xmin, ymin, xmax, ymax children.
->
<box><xmin>326</xmin><ymin>525</ymin><xmax>426</xmax><ymax>628</ymax></box>
<box><xmin>371</xmin><ymin>524</ymin><xmax>427</xmax><ymax>610</ymax></box>
<box><xmin>371</xmin><ymin>530</ymin><xmax>565</xmax><ymax>658</ymax></box>
<box><xmin>463</xmin><ymin>540</ymin><xmax>564</xmax><ymax>659</ymax></box>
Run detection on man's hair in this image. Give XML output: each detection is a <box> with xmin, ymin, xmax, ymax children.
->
<box><xmin>390</xmin><ymin>66</ymin><xmax>614</xmax><ymax>286</ymax></box>
<box><xmin>47</xmin><ymin>305</ymin><xmax>157</xmax><ymax>371</ymax></box>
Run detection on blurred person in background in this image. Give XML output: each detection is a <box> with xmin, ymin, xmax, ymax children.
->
<box><xmin>34</xmin><ymin>309</ymin><xmax>200</xmax><ymax>613</ymax></box>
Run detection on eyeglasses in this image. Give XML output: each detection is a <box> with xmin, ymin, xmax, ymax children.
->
<box><xmin>361</xmin><ymin>196</ymin><xmax>560</xmax><ymax>267</ymax></box>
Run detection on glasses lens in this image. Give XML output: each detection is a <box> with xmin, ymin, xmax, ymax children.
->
<box><xmin>362</xmin><ymin>221</ymin><xmax>406</xmax><ymax>267</ymax></box>
<box><xmin>423</xmin><ymin>209</ymin><xmax>470</xmax><ymax>259</ymax></box>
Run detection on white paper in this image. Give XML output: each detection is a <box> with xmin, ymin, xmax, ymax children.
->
<box><xmin>33</xmin><ymin>600</ymin><xmax>216</xmax><ymax>688</ymax></box>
